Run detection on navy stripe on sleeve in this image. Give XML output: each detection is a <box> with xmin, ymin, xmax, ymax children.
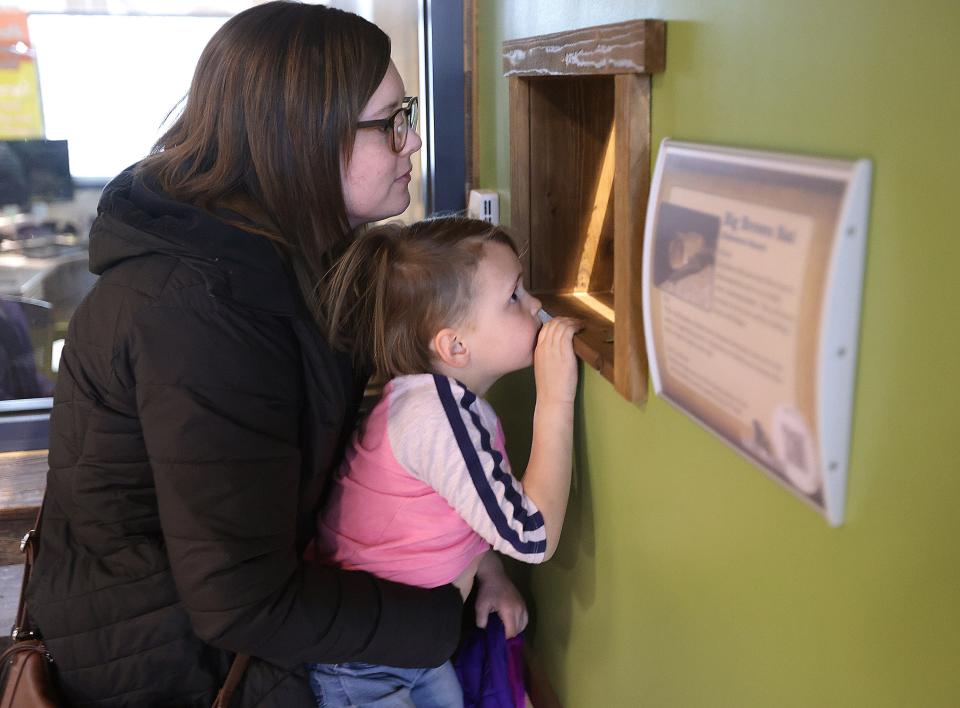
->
<box><xmin>433</xmin><ymin>375</ymin><xmax>546</xmax><ymax>556</ymax></box>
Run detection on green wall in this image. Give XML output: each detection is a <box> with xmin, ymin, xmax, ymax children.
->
<box><xmin>479</xmin><ymin>1</ymin><xmax>960</xmax><ymax>706</ymax></box>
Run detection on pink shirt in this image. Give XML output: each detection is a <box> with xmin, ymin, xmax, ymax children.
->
<box><xmin>315</xmin><ymin>374</ymin><xmax>546</xmax><ymax>588</ymax></box>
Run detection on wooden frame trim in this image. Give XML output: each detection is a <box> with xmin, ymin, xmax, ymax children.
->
<box><xmin>613</xmin><ymin>73</ymin><xmax>651</xmax><ymax>402</ymax></box>
<box><xmin>509</xmin><ymin>76</ymin><xmax>532</xmax><ymax>279</ymax></box>
<box><xmin>503</xmin><ymin>19</ymin><xmax>665</xmax><ymax>77</ymax></box>
<box><xmin>463</xmin><ymin>0</ymin><xmax>480</xmax><ymax>193</ymax></box>
<box><xmin>504</xmin><ymin>20</ymin><xmax>664</xmax><ymax>403</ymax></box>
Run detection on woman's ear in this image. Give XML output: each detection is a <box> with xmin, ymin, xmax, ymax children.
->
<box><xmin>430</xmin><ymin>327</ymin><xmax>470</xmax><ymax>369</ymax></box>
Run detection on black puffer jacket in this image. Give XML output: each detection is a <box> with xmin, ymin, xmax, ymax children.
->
<box><xmin>26</xmin><ymin>169</ymin><xmax>462</xmax><ymax>707</ymax></box>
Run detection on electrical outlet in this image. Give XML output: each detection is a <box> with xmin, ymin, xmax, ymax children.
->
<box><xmin>467</xmin><ymin>189</ymin><xmax>500</xmax><ymax>225</ymax></box>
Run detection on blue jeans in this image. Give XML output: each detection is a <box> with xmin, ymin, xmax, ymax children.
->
<box><xmin>307</xmin><ymin>660</ymin><xmax>464</xmax><ymax>708</ymax></box>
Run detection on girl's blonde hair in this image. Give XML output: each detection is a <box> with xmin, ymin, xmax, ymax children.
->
<box><xmin>321</xmin><ymin>216</ymin><xmax>517</xmax><ymax>379</ymax></box>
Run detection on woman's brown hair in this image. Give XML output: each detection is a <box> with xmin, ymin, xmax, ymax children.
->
<box><xmin>322</xmin><ymin>217</ymin><xmax>517</xmax><ymax>380</ymax></box>
<box><xmin>138</xmin><ymin>1</ymin><xmax>390</xmax><ymax>312</ymax></box>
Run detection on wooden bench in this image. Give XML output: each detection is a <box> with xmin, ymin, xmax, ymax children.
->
<box><xmin>0</xmin><ymin>450</ymin><xmax>47</xmax><ymax>642</ymax></box>
<box><xmin>0</xmin><ymin>450</ymin><xmax>46</xmax><ymax>563</ymax></box>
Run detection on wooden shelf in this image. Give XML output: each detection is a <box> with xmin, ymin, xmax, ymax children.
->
<box><xmin>0</xmin><ymin>450</ymin><xmax>45</xmax><ymax>566</ymax></box>
<box><xmin>504</xmin><ymin>19</ymin><xmax>665</xmax><ymax>403</ymax></box>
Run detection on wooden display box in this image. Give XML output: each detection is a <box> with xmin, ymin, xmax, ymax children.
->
<box><xmin>503</xmin><ymin>20</ymin><xmax>665</xmax><ymax>403</ymax></box>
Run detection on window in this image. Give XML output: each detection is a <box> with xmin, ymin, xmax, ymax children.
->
<box><xmin>27</xmin><ymin>12</ymin><xmax>229</xmax><ymax>183</ymax></box>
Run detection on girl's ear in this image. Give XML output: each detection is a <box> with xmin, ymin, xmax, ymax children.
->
<box><xmin>430</xmin><ymin>327</ymin><xmax>470</xmax><ymax>369</ymax></box>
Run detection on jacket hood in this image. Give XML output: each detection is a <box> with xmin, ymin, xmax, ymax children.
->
<box><xmin>88</xmin><ymin>166</ymin><xmax>298</xmax><ymax>315</ymax></box>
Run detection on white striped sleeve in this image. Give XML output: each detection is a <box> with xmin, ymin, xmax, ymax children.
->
<box><xmin>387</xmin><ymin>375</ymin><xmax>547</xmax><ymax>563</ymax></box>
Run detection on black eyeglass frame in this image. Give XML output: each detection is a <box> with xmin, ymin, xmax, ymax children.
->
<box><xmin>356</xmin><ymin>96</ymin><xmax>419</xmax><ymax>154</ymax></box>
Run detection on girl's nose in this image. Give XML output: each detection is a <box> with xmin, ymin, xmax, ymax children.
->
<box><xmin>528</xmin><ymin>292</ymin><xmax>542</xmax><ymax>315</ymax></box>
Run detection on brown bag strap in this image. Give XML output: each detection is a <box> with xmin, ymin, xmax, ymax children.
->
<box><xmin>211</xmin><ymin>654</ymin><xmax>251</xmax><ymax>708</ymax></box>
<box><xmin>12</xmin><ymin>502</ymin><xmax>44</xmax><ymax>639</ymax></box>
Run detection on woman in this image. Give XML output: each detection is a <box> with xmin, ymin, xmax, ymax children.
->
<box><xmin>26</xmin><ymin>3</ymin><xmax>524</xmax><ymax>706</ymax></box>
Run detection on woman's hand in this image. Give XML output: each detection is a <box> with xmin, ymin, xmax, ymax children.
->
<box><xmin>473</xmin><ymin>551</ymin><xmax>528</xmax><ymax>638</ymax></box>
<box><xmin>533</xmin><ymin>317</ymin><xmax>582</xmax><ymax>405</ymax></box>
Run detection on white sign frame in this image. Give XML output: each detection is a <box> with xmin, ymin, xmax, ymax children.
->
<box><xmin>642</xmin><ymin>139</ymin><xmax>871</xmax><ymax>526</ymax></box>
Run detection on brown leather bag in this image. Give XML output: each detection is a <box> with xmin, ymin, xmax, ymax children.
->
<box><xmin>0</xmin><ymin>503</ymin><xmax>249</xmax><ymax>707</ymax></box>
<box><xmin>0</xmin><ymin>639</ymin><xmax>59</xmax><ymax>708</ymax></box>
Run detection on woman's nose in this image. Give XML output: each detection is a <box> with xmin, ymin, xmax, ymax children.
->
<box><xmin>402</xmin><ymin>128</ymin><xmax>423</xmax><ymax>156</ymax></box>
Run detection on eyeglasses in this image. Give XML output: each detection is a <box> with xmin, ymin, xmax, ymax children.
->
<box><xmin>356</xmin><ymin>96</ymin><xmax>419</xmax><ymax>154</ymax></box>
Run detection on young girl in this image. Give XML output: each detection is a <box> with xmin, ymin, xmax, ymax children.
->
<box><xmin>309</xmin><ymin>217</ymin><xmax>581</xmax><ymax>707</ymax></box>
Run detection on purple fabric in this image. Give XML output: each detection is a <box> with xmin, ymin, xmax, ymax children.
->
<box><xmin>453</xmin><ymin>613</ymin><xmax>526</xmax><ymax>708</ymax></box>
<box><xmin>506</xmin><ymin>630</ymin><xmax>525</xmax><ymax>708</ymax></box>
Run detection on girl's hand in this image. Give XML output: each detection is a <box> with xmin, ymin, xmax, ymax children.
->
<box><xmin>473</xmin><ymin>551</ymin><xmax>528</xmax><ymax>638</ymax></box>
<box><xmin>534</xmin><ymin>317</ymin><xmax>582</xmax><ymax>405</ymax></box>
